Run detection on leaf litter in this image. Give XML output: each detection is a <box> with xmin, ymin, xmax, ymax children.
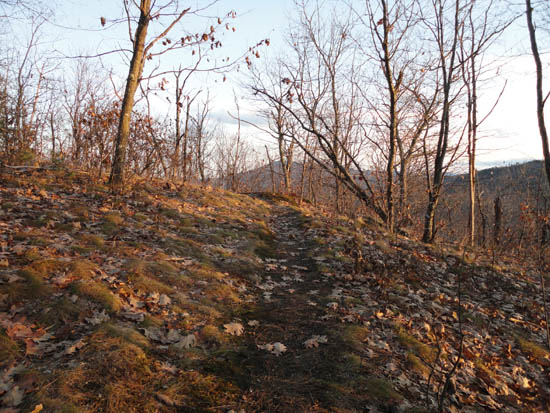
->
<box><xmin>0</xmin><ymin>168</ymin><xmax>549</xmax><ymax>411</ymax></box>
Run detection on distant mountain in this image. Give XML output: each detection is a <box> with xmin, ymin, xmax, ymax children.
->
<box><xmin>441</xmin><ymin>160</ymin><xmax>550</xmax><ymax>244</ymax></box>
<box><xmin>447</xmin><ymin>160</ymin><xmax>550</xmax><ymax>197</ymax></box>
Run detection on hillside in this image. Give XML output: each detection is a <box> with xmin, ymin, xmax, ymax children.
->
<box><xmin>447</xmin><ymin>160</ymin><xmax>550</xmax><ymax>196</ymax></box>
<box><xmin>0</xmin><ymin>165</ymin><xmax>549</xmax><ymax>412</ymax></box>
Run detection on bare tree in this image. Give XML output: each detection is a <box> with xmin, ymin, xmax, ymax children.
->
<box><xmin>190</xmin><ymin>95</ymin><xmax>215</xmax><ymax>184</ymax></box>
<box><xmin>526</xmin><ymin>0</ymin><xmax>550</xmax><ymax>188</ymax></box>
<box><xmin>249</xmin><ymin>59</ymin><xmax>297</xmax><ymax>194</ymax></box>
<box><xmin>459</xmin><ymin>0</ymin><xmax>510</xmax><ymax>246</ymax></box>
<box><xmin>355</xmin><ymin>0</ymin><xmax>438</xmax><ymax>231</ymax></box>
<box><xmin>108</xmin><ymin>1</ymin><xmax>242</xmax><ymax>188</ymax></box>
<box><xmin>253</xmin><ymin>1</ymin><xmax>388</xmax><ymax>221</ymax></box>
<box><xmin>0</xmin><ymin>17</ymin><xmax>51</xmax><ymax>164</ymax></box>
<box><xmin>421</xmin><ymin>0</ymin><xmax>465</xmax><ymax>243</ymax></box>
<box><xmin>172</xmin><ymin>65</ymin><xmax>200</xmax><ymax>182</ymax></box>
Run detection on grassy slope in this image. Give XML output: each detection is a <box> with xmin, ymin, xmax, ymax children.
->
<box><xmin>0</xmin><ymin>165</ymin><xmax>548</xmax><ymax>412</ymax></box>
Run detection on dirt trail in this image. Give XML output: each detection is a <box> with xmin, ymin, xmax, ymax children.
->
<box><xmin>234</xmin><ymin>202</ymin><xmax>375</xmax><ymax>413</ymax></box>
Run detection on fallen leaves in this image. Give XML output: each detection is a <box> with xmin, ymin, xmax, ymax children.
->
<box><xmin>1</xmin><ymin>385</ymin><xmax>24</xmax><ymax>407</ymax></box>
<box><xmin>63</xmin><ymin>337</ymin><xmax>86</xmax><ymax>355</ymax></box>
<box><xmin>223</xmin><ymin>322</ymin><xmax>244</xmax><ymax>336</ymax></box>
<box><xmin>174</xmin><ymin>334</ymin><xmax>196</xmax><ymax>350</ymax></box>
<box><xmin>1</xmin><ymin>169</ymin><xmax>550</xmax><ymax>412</ymax></box>
<box><xmin>304</xmin><ymin>335</ymin><xmax>328</xmax><ymax>348</ymax></box>
<box><xmin>31</xmin><ymin>404</ymin><xmax>44</xmax><ymax>413</ymax></box>
<box><xmin>155</xmin><ymin>392</ymin><xmax>182</xmax><ymax>407</ymax></box>
<box><xmin>258</xmin><ymin>342</ymin><xmax>287</xmax><ymax>356</ymax></box>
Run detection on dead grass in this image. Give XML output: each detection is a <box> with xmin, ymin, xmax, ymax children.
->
<box><xmin>162</xmin><ymin>370</ymin><xmax>241</xmax><ymax>409</ymax></box>
<box><xmin>11</xmin><ymin>268</ymin><xmax>52</xmax><ymax>302</ymax></box>
<box><xmin>396</xmin><ymin>327</ymin><xmax>437</xmax><ymax>363</ymax></box>
<box><xmin>48</xmin><ymin>332</ymin><xmax>158</xmax><ymax>412</ymax></box>
<box><xmin>101</xmin><ymin>323</ymin><xmax>151</xmax><ymax>349</ymax></box>
<box><xmin>68</xmin><ymin>260</ymin><xmax>98</xmax><ymax>278</ymax></box>
<box><xmin>364</xmin><ymin>377</ymin><xmax>403</xmax><ymax>403</ymax></box>
<box><xmin>516</xmin><ymin>336</ymin><xmax>550</xmax><ymax>365</ymax></box>
<box><xmin>79</xmin><ymin>234</ymin><xmax>105</xmax><ymax>248</ymax></box>
<box><xmin>160</xmin><ymin>207</ymin><xmax>181</xmax><ymax>219</ymax></box>
<box><xmin>22</xmin><ymin>246</ymin><xmax>41</xmax><ymax>262</ymax></box>
<box><xmin>128</xmin><ymin>273</ymin><xmax>174</xmax><ymax>295</ymax></box>
<box><xmin>200</xmin><ymin>324</ymin><xmax>226</xmax><ymax>345</ymax></box>
<box><xmin>406</xmin><ymin>352</ymin><xmax>430</xmax><ymax>378</ymax></box>
<box><xmin>342</xmin><ymin>325</ymin><xmax>369</xmax><ymax>352</ymax></box>
<box><xmin>161</xmin><ymin>237</ymin><xmax>209</xmax><ymax>261</ymax></box>
<box><xmin>26</xmin><ymin>259</ymin><xmax>66</xmax><ymax>277</ymax></box>
<box><xmin>473</xmin><ymin>358</ymin><xmax>499</xmax><ymax>382</ymax></box>
<box><xmin>189</xmin><ymin>264</ymin><xmax>225</xmax><ymax>281</ymax></box>
<box><xmin>205</xmin><ymin>283</ymin><xmax>241</xmax><ymax>305</ymax></box>
<box><xmin>0</xmin><ymin>330</ymin><xmax>20</xmax><ymax>367</ymax></box>
<box><xmin>69</xmin><ymin>204</ymin><xmax>90</xmax><ymax>220</ymax></box>
<box><xmin>72</xmin><ymin>280</ymin><xmax>123</xmax><ymax>313</ymax></box>
<box><xmin>124</xmin><ymin>258</ymin><xmax>184</xmax><ymax>294</ymax></box>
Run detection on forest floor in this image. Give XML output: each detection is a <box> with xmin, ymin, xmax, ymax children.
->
<box><xmin>0</xmin><ymin>165</ymin><xmax>549</xmax><ymax>412</ymax></box>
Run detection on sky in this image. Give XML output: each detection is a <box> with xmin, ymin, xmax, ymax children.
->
<box><xmin>6</xmin><ymin>0</ymin><xmax>549</xmax><ymax>170</ymax></box>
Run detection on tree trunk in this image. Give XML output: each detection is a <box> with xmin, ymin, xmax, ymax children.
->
<box><xmin>526</xmin><ymin>0</ymin><xmax>550</xmax><ymax>188</ymax></box>
<box><xmin>265</xmin><ymin>145</ymin><xmax>276</xmax><ymax>193</ymax></box>
<box><xmin>493</xmin><ymin>196</ymin><xmax>502</xmax><ymax>247</ymax></box>
<box><xmin>398</xmin><ymin>159</ymin><xmax>410</xmax><ymax>227</ymax></box>
<box><xmin>181</xmin><ymin>101</ymin><xmax>191</xmax><ymax>182</ymax></box>
<box><xmin>109</xmin><ymin>0</ymin><xmax>151</xmax><ymax>188</ymax></box>
<box><xmin>423</xmin><ymin>193</ymin><xmax>438</xmax><ymax>243</ymax></box>
<box><xmin>380</xmin><ymin>0</ymin><xmax>397</xmax><ymax>233</ymax></box>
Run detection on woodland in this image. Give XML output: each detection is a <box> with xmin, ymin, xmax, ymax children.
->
<box><xmin>1</xmin><ymin>0</ymin><xmax>550</xmax><ymax>412</ymax></box>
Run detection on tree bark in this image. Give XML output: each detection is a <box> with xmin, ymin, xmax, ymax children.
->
<box><xmin>380</xmin><ymin>0</ymin><xmax>397</xmax><ymax>233</ymax></box>
<box><xmin>526</xmin><ymin>0</ymin><xmax>550</xmax><ymax>188</ymax></box>
<box><xmin>109</xmin><ymin>0</ymin><xmax>151</xmax><ymax>188</ymax></box>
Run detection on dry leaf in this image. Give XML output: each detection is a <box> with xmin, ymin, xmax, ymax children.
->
<box><xmin>158</xmin><ymin>294</ymin><xmax>171</xmax><ymax>306</ymax></box>
<box><xmin>258</xmin><ymin>342</ymin><xmax>287</xmax><ymax>356</ymax></box>
<box><xmin>31</xmin><ymin>404</ymin><xmax>44</xmax><ymax>413</ymax></box>
<box><xmin>2</xmin><ymin>385</ymin><xmax>24</xmax><ymax>407</ymax></box>
<box><xmin>166</xmin><ymin>329</ymin><xmax>182</xmax><ymax>343</ymax></box>
<box><xmin>224</xmin><ymin>322</ymin><xmax>244</xmax><ymax>336</ymax></box>
<box><xmin>85</xmin><ymin>310</ymin><xmax>110</xmax><ymax>325</ymax></box>
<box><xmin>156</xmin><ymin>393</ymin><xmax>176</xmax><ymax>406</ymax></box>
<box><xmin>64</xmin><ymin>338</ymin><xmax>86</xmax><ymax>355</ymax></box>
<box><xmin>304</xmin><ymin>335</ymin><xmax>328</xmax><ymax>348</ymax></box>
<box><xmin>272</xmin><ymin>342</ymin><xmax>287</xmax><ymax>355</ymax></box>
<box><xmin>174</xmin><ymin>334</ymin><xmax>196</xmax><ymax>349</ymax></box>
